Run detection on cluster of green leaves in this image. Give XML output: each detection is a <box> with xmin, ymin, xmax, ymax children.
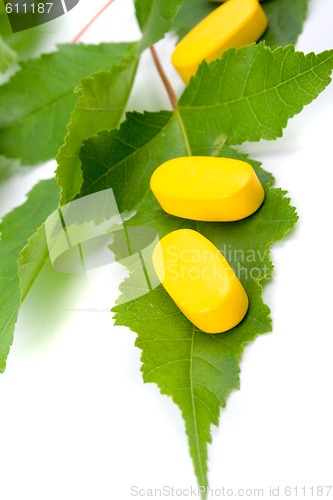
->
<box><xmin>0</xmin><ymin>0</ymin><xmax>332</xmax><ymax>497</ymax></box>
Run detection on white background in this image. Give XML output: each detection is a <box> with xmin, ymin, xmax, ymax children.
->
<box><xmin>0</xmin><ymin>0</ymin><xmax>333</xmax><ymax>499</ymax></box>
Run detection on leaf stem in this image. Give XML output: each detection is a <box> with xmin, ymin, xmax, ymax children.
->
<box><xmin>72</xmin><ymin>0</ymin><xmax>116</xmax><ymax>44</ymax></box>
<box><xmin>150</xmin><ymin>45</ymin><xmax>178</xmax><ymax>110</ymax></box>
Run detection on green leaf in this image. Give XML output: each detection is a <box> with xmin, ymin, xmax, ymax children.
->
<box><xmin>56</xmin><ymin>54</ymin><xmax>138</xmax><ymax>205</ymax></box>
<box><xmin>0</xmin><ymin>35</ymin><xmax>16</xmax><ymax>73</ymax></box>
<box><xmin>0</xmin><ymin>42</ymin><xmax>135</xmax><ymax>164</ymax></box>
<box><xmin>78</xmin><ymin>109</ymin><xmax>297</xmax><ymax>494</ymax></box>
<box><xmin>0</xmin><ymin>179</ymin><xmax>59</xmax><ymax>373</ymax></box>
<box><xmin>172</xmin><ymin>0</ymin><xmax>309</xmax><ymax>47</ymax></box>
<box><xmin>178</xmin><ymin>43</ymin><xmax>333</xmax><ymax>146</ymax></box>
<box><xmin>262</xmin><ymin>0</ymin><xmax>309</xmax><ymax>47</ymax></box>
<box><xmin>172</xmin><ymin>0</ymin><xmax>216</xmax><ymax>40</ymax></box>
<box><xmin>135</xmin><ymin>0</ymin><xmax>185</xmax><ymax>50</ymax></box>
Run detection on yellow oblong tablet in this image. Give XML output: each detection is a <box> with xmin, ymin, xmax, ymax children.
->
<box><xmin>150</xmin><ymin>156</ymin><xmax>265</xmax><ymax>222</ymax></box>
<box><xmin>172</xmin><ymin>0</ymin><xmax>268</xmax><ymax>83</ymax></box>
<box><xmin>152</xmin><ymin>229</ymin><xmax>248</xmax><ymax>333</ymax></box>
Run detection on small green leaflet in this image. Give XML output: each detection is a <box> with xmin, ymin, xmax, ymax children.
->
<box><xmin>76</xmin><ymin>43</ymin><xmax>332</xmax><ymax>494</ymax></box>
<box><xmin>0</xmin><ymin>179</ymin><xmax>59</xmax><ymax>373</ymax></box>
<box><xmin>0</xmin><ymin>36</ymin><xmax>16</xmax><ymax>73</ymax></box>
<box><xmin>0</xmin><ymin>42</ymin><xmax>134</xmax><ymax>165</ymax></box>
<box><xmin>135</xmin><ymin>0</ymin><xmax>185</xmax><ymax>50</ymax></box>
<box><xmin>172</xmin><ymin>0</ymin><xmax>309</xmax><ymax>47</ymax></box>
<box><xmin>261</xmin><ymin>0</ymin><xmax>309</xmax><ymax>47</ymax></box>
<box><xmin>56</xmin><ymin>53</ymin><xmax>138</xmax><ymax>205</ymax></box>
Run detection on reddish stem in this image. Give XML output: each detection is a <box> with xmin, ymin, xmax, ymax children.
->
<box><xmin>72</xmin><ymin>0</ymin><xmax>116</xmax><ymax>44</ymax></box>
<box><xmin>150</xmin><ymin>45</ymin><xmax>178</xmax><ymax>110</ymax></box>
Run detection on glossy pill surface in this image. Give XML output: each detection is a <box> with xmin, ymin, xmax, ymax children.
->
<box><xmin>152</xmin><ymin>229</ymin><xmax>249</xmax><ymax>333</ymax></box>
<box><xmin>171</xmin><ymin>0</ymin><xmax>268</xmax><ymax>83</ymax></box>
<box><xmin>150</xmin><ymin>156</ymin><xmax>265</xmax><ymax>222</ymax></box>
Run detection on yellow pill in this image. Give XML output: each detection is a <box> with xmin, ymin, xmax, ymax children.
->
<box><xmin>150</xmin><ymin>156</ymin><xmax>265</xmax><ymax>222</ymax></box>
<box><xmin>171</xmin><ymin>0</ymin><xmax>268</xmax><ymax>83</ymax></box>
<box><xmin>152</xmin><ymin>229</ymin><xmax>248</xmax><ymax>333</ymax></box>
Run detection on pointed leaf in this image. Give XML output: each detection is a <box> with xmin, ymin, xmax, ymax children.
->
<box><xmin>178</xmin><ymin>44</ymin><xmax>333</xmax><ymax>146</ymax></box>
